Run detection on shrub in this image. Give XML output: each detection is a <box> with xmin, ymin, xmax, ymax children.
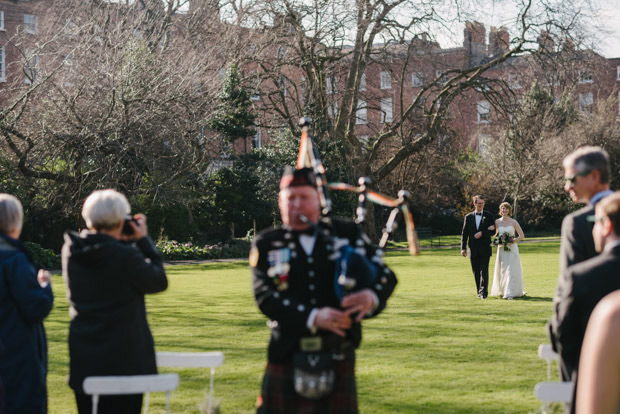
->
<box><xmin>156</xmin><ymin>239</ymin><xmax>251</xmax><ymax>261</ymax></box>
<box><xmin>24</xmin><ymin>241</ymin><xmax>61</xmax><ymax>270</ymax></box>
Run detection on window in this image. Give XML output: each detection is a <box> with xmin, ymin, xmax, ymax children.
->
<box><xmin>0</xmin><ymin>11</ymin><xmax>5</xmax><ymax>31</ymax></box>
<box><xmin>478</xmin><ymin>134</ymin><xmax>492</xmax><ymax>155</ymax></box>
<box><xmin>617</xmin><ymin>66</ymin><xmax>620</xmax><ymax>81</ymax></box>
<box><xmin>544</xmin><ymin>73</ymin><xmax>560</xmax><ymax>87</ymax></box>
<box><xmin>359</xmin><ymin>72</ymin><xmax>366</xmax><ymax>91</ymax></box>
<box><xmin>412</xmin><ymin>72</ymin><xmax>424</xmax><ymax>87</ymax></box>
<box><xmin>327</xmin><ymin>102</ymin><xmax>338</xmax><ymax>119</ymax></box>
<box><xmin>252</xmin><ymin>128</ymin><xmax>262</xmax><ymax>149</ymax></box>
<box><xmin>250</xmin><ymin>74</ymin><xmax>260</xmax><ymax>101</ymax></box>
<box><xmin>618</xmin><ymin>91</ymin><xmax>620</xmax><ymax>116</ymax></box>
<box><xmin>278</xmin><ymin>75</ymin><xmax>287</xmax><ymax>98</ymax></box>
<box><xmin>24</xmin><ymin>14</ymin><xmax>37</xmax><ymax>34</ymax></box>
<box><xmin>277</xmin><ymin>46</ymin><xmax>286</xmax><ymax>60</ymax></box>
<box><xmin>380</xmin><ymin>71</ymin><xmax>391</xmax><ymax>89</ymax></box>
<box><xmin>358</xmin><ymin>135</ymin><xmax>369</xmax><ymax>152</ymax></box>
<box><xmin>62</xmin><ymin>53</ymin><xmax>77</xmax><ymax>87</ymax></box>
<box><xmin>477</xmin><ymin>100</ymin><xmax>490</xmax><ymax>124</ymax></box>
<box><xmin>436</xmin><ymin>70</ymin><xmax>448</xmax><ymax>84</ymax></box>
<box><xmin>356</xmin><ymin>100</ymin><xmax>367</xmax><ymax>125</ymax></box>
<box><xmin>508</xmin><ymin>73</ymin><xmax>522</xmax><ymax>89</ymax></box>
<box><xmin>579</xmin><ymin>92</ymin><xmax>593</xmax><ymax>113</ymax></box>
<box><xmin>24</xmin><ymin>52</ymin><xmax>39</xmax><ymax>84</ymax></box>
<box><xmin>578</xmin><ymin>70</ymin><xmax>593</xmax><ymax>84</ymax></box>
<box><xmin>0</xmin><ymin>47</ymin><xmax>5</xmax><ymax>82</ymax></box>
<box><xmin>381</xmin><ymin>97</ymin><xmax>392</xmax><ymax>123</ymax></box>
<box><xmin>326</xmin><ymin>76</ymin><xmax>336</xmax><ymax>95</ymax></box>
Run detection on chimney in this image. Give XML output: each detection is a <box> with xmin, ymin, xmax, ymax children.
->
<box><xmin>488</xmin><ymin>27</ymin><xmax>510</xmax><ymax>56</ymax></box>
<box><xmin>537</xmin><ymin>30</ymin><xmax>554</xmax><ymax>53</ymax></box>
<box><xmin>464</xmin><ymin>21</ymin><xmax>486</xmax><ymax>67</ymax></box>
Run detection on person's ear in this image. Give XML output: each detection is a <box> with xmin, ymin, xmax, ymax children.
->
<box><xmin>602</xmin><ymin>216</ymin><xmax>614</xmax><ymax>237</ymax></box>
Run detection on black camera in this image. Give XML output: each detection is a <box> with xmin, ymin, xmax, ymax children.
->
<box><xmin>121</xmin><ymin>215</ymin><xmax>138</xmax><ymax>236</ymax></box>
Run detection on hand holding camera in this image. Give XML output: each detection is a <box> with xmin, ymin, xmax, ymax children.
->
<box><xmin>121</xmin><ymin>214</ymin><xmax>148</xmax><ymax>240</ymax></box>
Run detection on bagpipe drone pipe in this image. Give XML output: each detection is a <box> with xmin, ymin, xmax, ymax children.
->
<box><xmin>295</xmin><ymin>117</ymin><xmax>420</xmax><ymax>301</ymax></box>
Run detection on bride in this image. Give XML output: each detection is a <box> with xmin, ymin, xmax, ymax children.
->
<box><xmin>490</xmin><ymin>202</ymin><xmax>525</xmax><ymax>299</ymax></box>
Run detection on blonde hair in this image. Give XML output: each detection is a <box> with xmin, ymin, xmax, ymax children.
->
<box><xmin>499</xmin><ymin>202</ymin><xmax>513</xmax><ymax>216</ymax></box>
<box><xmin>0</xmin><ymin>194</ymin><xmax>23</xmax><ymax>235</ymax></box>
<box><xmin>82</xmin><ymin>189</ymin><xmax>130</xmax><ymax>231</ymax></box>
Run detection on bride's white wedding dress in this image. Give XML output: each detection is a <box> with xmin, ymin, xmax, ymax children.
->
<box><xmin>490</xmin><ymin>226</ymin><xmax>525</xmax><ymax>299</ymax></box>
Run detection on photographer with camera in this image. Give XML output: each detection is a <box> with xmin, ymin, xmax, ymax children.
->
<box><xmin>62</xmin><ymin>189</ymin><xmax>167</xmax><ymax>414</ymax></box>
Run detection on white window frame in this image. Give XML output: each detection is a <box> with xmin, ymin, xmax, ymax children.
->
<box><xmin>252</xmin><ymin>128</ymin><xmax>262</xmax><ymax>149</ymax></box>
<box><xmin>412</xmin><ymin>72</ymin><xmax>423</xmax><ymax>87</ymax></box>
<box><xmin>381</xmin><ymin>97</ymin><xmax>392</xmax><ymax>123</ymax></box>
<box><xmin>24</xmin><ymin>52</ymin><xmax>39</xmax><ymax>84</ymax></box>
<box><xmin>618</xmin><ymin>91</ymin><xmax>620</xmax><ymax>116</ymax></box>
<box><xmin>0</xmin><ymin>47</ymin><xmax>5</xmax><ymax>82</ymax></box>
<box><xmin>477</xmin><ymin>100</ymin><xmax>490</xmax><ymax>124</ymax></box>
<box><xmin>436</xmin><ymin>70</ymin><xmax>448</xmax><ymax>84</ymax></box>
<box><xmin>358</xmin><ymin>135</ymin><xmax>369</xmax><ymax>152</ymax></box>
<box><xmin>24</xmin><ymin>14</ymin><xmax>38</xmax><ymax>34</ymax></box>
<box><xmin>0</xmin><ymin>11</ymin><xmax>5</xmax><ymax>31</ymax></box>
<box><xmin>359</xmin><ymin>72</ymin><xmax>366</xmax><ymax>91</ymax></box>
<box><xmin>328</xmin><ymin>102</ymin><xmax>338</xmax><ymax>119</ymax></box>
<box><xmin>508</xmin><ymin>73</ymin><xmax>522</xmax><ymax>89</ymax></box>
<box><xmin>578</xmin><ymin>70</ymin><xmax>593</xmax><ymax>84</ymax></box>
<box><xmin>356</xmin><ymin>100</ymin><xmax>368</xmax><ymax>125</ymax></box>
<box><xmin>380</xmin><ymin>71</ymin><xmax>391</xmax><ymax>89</ymax></box>
<box><xmin>326</xmin><ymin>76</ymin><xmax>336</xmax><ymax>95</ymax></box>
<box><xmin>578</xmin><ymin>92</ymin><xmax>593</xmax><ymax>112</ymax></box>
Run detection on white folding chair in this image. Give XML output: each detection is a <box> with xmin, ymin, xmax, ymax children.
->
<box><xmin>83</xmin><ymin>373</ymin><xmax>179</xmax><ymax>414</ymax></box>
<box><xmin>538</xmin><ymin>344</ymin><xmax>559</xmax><ymax>380</ymax></box>
<box><xmin>534</xmin><ymin>381</ymin><xmax>573</xmax><ymax>414</ymax></box>
<box><xmin>156</xmin><ymin>351</ymin><xmax>224</xmax><ymax>414</ymax></box>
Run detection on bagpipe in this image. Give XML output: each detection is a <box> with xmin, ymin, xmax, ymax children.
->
<box><xmin>295</xmin><ymin>117</ymin><xmax>420</xmax><ymax>300</ymax></box>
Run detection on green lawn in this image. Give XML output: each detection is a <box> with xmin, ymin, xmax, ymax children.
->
<box><xmin>46</xmin><ymin>241</ymin><xmax>563</xmax><ymax>414</ymax></box>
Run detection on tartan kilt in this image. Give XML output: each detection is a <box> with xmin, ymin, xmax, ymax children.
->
<box><xmin>257</xmin><ymin>355</ymin><xmax>358</xmax><ymax>414</ymax></box>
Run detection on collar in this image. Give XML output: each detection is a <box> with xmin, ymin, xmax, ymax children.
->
<box><xmin>590</xmin><ymin>189</ymin><xmax>614</xmax><ymax>206</ymax></box>
<box><xmin>604</xmin><ymin>240</ymin><xmax>620</xmax><ymax>253</ymax></box>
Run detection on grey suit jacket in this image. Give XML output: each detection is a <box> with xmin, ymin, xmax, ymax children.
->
<box><xmin>548</xmin><ymin>245</ymin><xmax>620</xmax><ymax>382</ymax></box>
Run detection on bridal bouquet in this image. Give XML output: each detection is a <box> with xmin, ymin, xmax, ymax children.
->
<box><xmin>493</xmin><ymin>232</ymin><xmax>514</xmax><ymax>252</ymax></box>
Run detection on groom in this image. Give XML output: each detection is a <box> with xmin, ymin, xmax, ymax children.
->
<box><xmin>461</xmin><ymin>195</ymin><xmax>495</xmax><ymax>299</ymax></box>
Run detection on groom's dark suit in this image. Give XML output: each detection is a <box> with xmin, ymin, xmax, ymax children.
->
<box><xmin>461</xmin><ymin>210</ymin><xmax>494</xmax><ymax>298</ymax></box>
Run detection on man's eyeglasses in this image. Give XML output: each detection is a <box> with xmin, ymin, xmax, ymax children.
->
<box><xmin>565</xmin><ymin>169</ymin><xmax>592</xmax><ymax>184</ymax></box>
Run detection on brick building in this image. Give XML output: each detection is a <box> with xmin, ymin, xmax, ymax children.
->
<box><xmin>0</xmin><ymin>0</ymin><xmax>618</xmax><ymax>157</ymax></box>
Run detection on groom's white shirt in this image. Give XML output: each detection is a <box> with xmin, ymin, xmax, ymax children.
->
<box><xmin>475</xmin><ymin>211</ymin><xmax>483</xmax><ymax>230</ymax></box>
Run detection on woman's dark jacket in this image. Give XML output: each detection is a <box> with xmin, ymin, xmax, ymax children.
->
<box><xmin>0</xmin><ymin>234</ymin><xmax>54</xmax><ymax>414</ymax></box>
<box><xmin>62</xmin><ymin>231</ymin><xmax>167</xmax><ymax>393</ymax></box>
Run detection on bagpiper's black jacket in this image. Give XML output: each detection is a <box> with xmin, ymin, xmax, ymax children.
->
<box><xmin>251</xmin><ymin>218</ymin><xmax>397</xmax><ymax>363</ymax></box>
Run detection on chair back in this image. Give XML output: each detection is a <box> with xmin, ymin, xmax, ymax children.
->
<box><xmin>83</xmin><ymin>373</ymin><xmax>179</xmax><ymax>414</ymax></box>
<box><xmin>156</xmin><ymin>352</ymin><xmax>224</xmax><ymax>414</ymax></box>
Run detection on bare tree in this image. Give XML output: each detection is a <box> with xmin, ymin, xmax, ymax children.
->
<box><xmin>0</xmin><ymin>0</ymin><xmax>233</xmax><ymax>227</ymax></box>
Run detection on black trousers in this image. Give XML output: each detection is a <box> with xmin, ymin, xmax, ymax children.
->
<box><xmin>75</xmin><ymin>392</ymin><xmax>143</xmax><ymax>414</ymax></box>
<box><xmin>470</xmin><ymin>255</ymin><xmax>490</xmax><ymax>297</ymax></box>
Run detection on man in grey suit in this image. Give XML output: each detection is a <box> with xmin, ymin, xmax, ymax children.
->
<box><xmin>549</xmin><ymin>192</ymin><xmax>620</xmax><ymax>413</ymax></box>
<box><xmin>558</xmin><ymin>146</ymin><xmax>613</xmax><ymax>274</ymax></box>
<box><xmin>549</xmin><ymin>146</ymin><xmax>614</xmax><ymax>382</ymax></box>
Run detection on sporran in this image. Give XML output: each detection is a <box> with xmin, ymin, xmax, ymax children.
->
<box><xmin>292</xmin><ymin>351</ymin><xmax>335</xmax><ymax>399</ymax></box>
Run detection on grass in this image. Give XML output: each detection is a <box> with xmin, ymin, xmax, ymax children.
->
<box><xmin>46</xmin><ymin>241</ymin><xmax>564</xmax><ymax>414</ymax></box>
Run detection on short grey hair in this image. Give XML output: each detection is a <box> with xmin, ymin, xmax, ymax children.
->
<box><xmin>82</xmin><ymin>189</ymin><xmax>130</xmax><ymax>231</ymax></box>
<box><xmin>0</xmin><ymin>194</ymin><xmax>23</xmax><ymax>235</ymax></box>
<box><xmin>563</xmin><ymin>146</ymin><xmax>611</xmax><ymax>184</ymax></box>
